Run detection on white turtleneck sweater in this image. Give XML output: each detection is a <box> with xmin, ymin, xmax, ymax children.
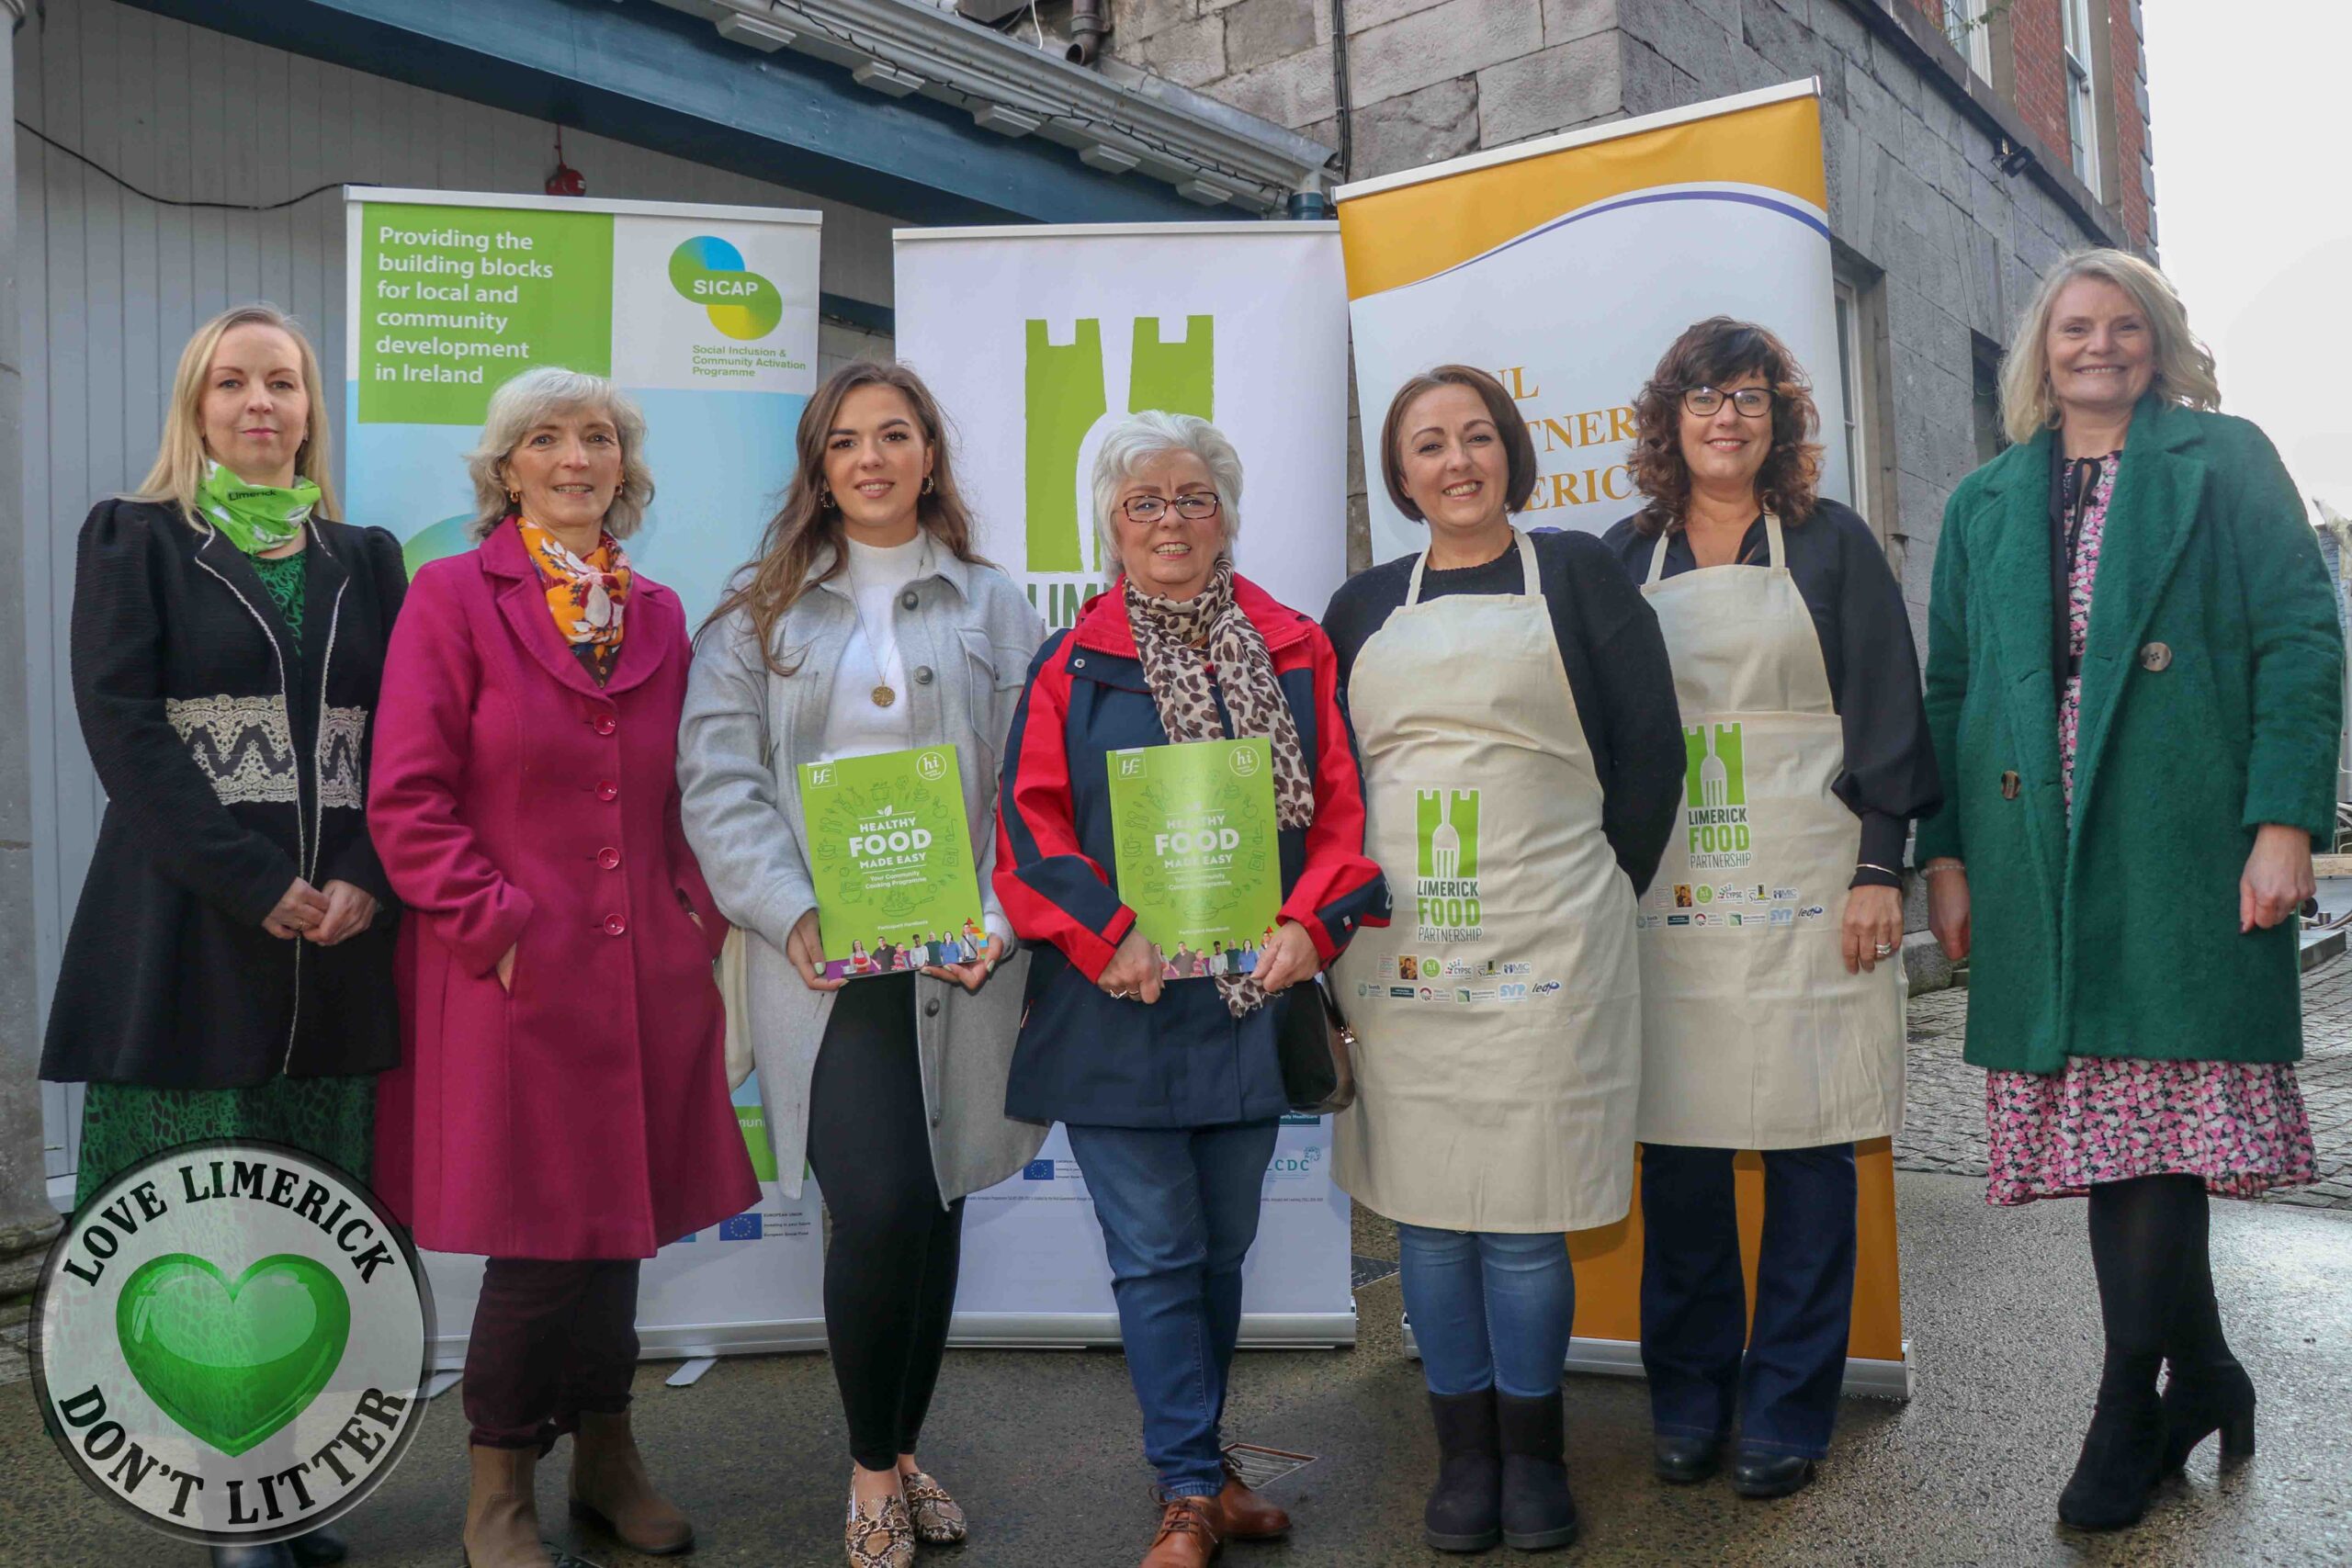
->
<box><xmin>820</xmin><ymin>530</ymin><xmax>1008</xmax><ymax>949</ymax></box>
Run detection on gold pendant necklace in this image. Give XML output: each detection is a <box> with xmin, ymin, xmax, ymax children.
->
<box><xmin>871</xmin><ymin>683</ymin><xmax>896</xmax><ymax>708</ymax></box>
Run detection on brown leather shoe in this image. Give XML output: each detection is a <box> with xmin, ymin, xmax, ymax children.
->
<box><xmin>464</xmin><ymin>1444</ymin><xmax>556</xmax><ymax>1568</ymax></box>
<box><xmin>1215</xmin><ymin>1459</ymin><xmax>1291</xmax><ymax>1540</ymax></box>
<box><xmin>569</xmin><ymin>1409</ymin><xmax>694</xmax><ymax>1554</ymax></box>
<box><xmin>1139</xmin><ymin>1495</ymin><xmax>1223</xmax><ymax>1567</ymax></box>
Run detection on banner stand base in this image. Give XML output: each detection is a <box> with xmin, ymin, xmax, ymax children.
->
<box><xmin>432</xmin><ymin>1309</ymin><xmax>1360</xmax><ymax>1371</ymax></box>
<box><xmin>949</xmin><ymin>1310</ymin><xmax>1357</xmax><ymax>1351</ymax></box>
<box><xmin>431</xmin><ymin>1316</ymin><xmax>831</xmax><ymax>1373</ymax></box>
<box><xmin>1402</xmin><ymin>1319</ymin><xmax>1913</xmax><ymax>1401</ymax></box>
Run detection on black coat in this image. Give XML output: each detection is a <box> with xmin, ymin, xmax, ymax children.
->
<box><xmin>40</xmin><ymin>499</ymin><xmax>408</xmax><ymax>1087</ymax></box>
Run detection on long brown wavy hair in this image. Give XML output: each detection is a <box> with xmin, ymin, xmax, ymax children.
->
<box><xmin>706</xmin><ymin>361</ymin><xmax>983</xmax><ymax>676</ymax></box>
<box><xmin>1627</xmin><ymin>316</ymin><xmax>1823</xmax><ymax>536</ymax></box>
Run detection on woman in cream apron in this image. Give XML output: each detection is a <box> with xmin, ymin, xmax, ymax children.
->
<box><xmin>1604</xmin><ymin>319</ymin><xmax>1939</xmax><ymax>1503</ymax></box>
<box><xmin>1326</xmin><ymin>367</ymin><xmax>1684</xmax><ymax>1553</ymax></box>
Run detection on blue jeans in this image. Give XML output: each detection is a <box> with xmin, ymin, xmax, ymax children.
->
<box><xmin>1066</xmin><ymin>1119</ymin><xmax>1281</xmax><ymax>1498</ymax></box>
<box><xmin>1397</xmin><ymin>1225</ymin><xmax>1576</xmax><ymax>1399</ymax></box>
<box><xmin>1638</xmin><ymin>1142</ymin><xmax>1858</xmax><ymax>1460</ymax></box>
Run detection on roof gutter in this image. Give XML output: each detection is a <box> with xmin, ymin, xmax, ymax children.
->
<box><xmin>652</xmin><ymin>0</ymin><xmax>1336</xmax><ymax>212</ymax></box>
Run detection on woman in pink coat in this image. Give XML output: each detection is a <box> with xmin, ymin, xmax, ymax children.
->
<box><xmin>368</xmin><ymin>367</ymin><xmax>756</xmax><ymax>1568</ymax></box>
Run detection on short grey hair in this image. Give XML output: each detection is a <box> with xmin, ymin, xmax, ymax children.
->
<box><xmin>1091</xmin><ymin>411</ymin><xmax>1243</xmax><ymax>574</ymax></box>
<box><xmin>465</xmin><ymin>367</ymin><xmax>656</xmax><ymax>541</ymax></box>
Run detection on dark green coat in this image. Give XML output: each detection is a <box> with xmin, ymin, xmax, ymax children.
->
<box><xmin>1917</xmin><ymin>399</ymin><xmax>2341</xmax><ymax>1072</ymax></box>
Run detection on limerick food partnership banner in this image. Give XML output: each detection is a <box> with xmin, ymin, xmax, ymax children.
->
<box><xmin>894</xmin><ymin>222</ymin><xmax>1357</xmax><ymax>1346</ymax></box>
<box><xmin>1336</xmin><ymin>80</ymin><xmax>1851</xmax><ymax>562</ymax></box>
<box><xmin>1336</xmin><ymin>88</ymin><xmax>1909</xmax><ymax>1395</ymax></box>
<box><xmin>343</xmin><ymin>187</ymin><xmax>831</xmax><ymax>1365</ymax></box>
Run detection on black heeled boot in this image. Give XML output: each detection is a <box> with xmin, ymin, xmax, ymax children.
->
<box><xmin>209</xmin><ymin>1545</ymin><xmax>296</xmax><ymax>1568</ymax></box>
<box><xmin>2056</xmin><ymin>1393</ymin><xmax>2166</xmax><ymax>1532</ymax></box>
<box><xmin>2162</xmin><ymin>1359</ymin><xmax>2256</xmax><ymax>1472</ymax></box>
<box><xmin>1424</xmin><ymin>1389</ymin><xmax>1502</xmax><ymax>1552</ymax></box>
<box><xmin>1494</xmin><ymin>1391</ymin><xmax>1578</xmax><ymax>1551</ymax></box>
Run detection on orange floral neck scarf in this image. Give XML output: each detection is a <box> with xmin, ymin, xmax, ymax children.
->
<box><xmin>514</xmin><ymin>514</ymin><xmax>631</xmax><ymax>685</ymax></box>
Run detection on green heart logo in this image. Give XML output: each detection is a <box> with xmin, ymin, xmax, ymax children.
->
<box><xmin>116</xmin><ymin>1253</ymin><xmax>351</xmax><ymax>1457</ymax></box>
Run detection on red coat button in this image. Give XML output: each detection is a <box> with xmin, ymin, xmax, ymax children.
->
<box><xmin>603</xmin><ymin>913</ymin><xmax>628</xmax><ymax>937</ymax></box>
<box><xmin>596</xmin><ymin>779</ymin><xmax>619</xmax><ymax>802</ymax></box>
<box><xmin>594</xmin><ymin>714</ymin><xmax>618</xmax><ymax>737</ymax></box>
<box><xmin>597</xmin><ymin>846</ymin><xmax>621</xmax><ymax>871</ymax></box>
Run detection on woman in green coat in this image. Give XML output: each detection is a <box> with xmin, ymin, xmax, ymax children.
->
<box><xmin>1920</xmin><ymin>249</ymin><xmax>2339</xmax><ymax>1534</ymax></box>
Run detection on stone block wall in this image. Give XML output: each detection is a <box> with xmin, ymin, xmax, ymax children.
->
<box><xmin>1052</xmin><ymin>0</ymin><xmax>2144</xmax><ymax>621</ymax></box>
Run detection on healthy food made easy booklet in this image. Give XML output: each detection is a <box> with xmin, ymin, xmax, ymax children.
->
<box><xmin>1106</xmin><ymin>737</ymin><xmax>1282</xmax><ymax>980</ymax></box>
<box><xmin>797</xmin><ymin>744</ymin><xmax>985</xmax><ymax>980</ymax></box>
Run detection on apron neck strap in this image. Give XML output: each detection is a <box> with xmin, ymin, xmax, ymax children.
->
<box><xmin>1648</xmin><ymin>511</ymin><xmax>1786</xmax><ymax>583</ymax></box>
<box><xmin>1407</xmin><ymin>527</ymin><xmax>1533</xmax><ymax>606</ymax></box>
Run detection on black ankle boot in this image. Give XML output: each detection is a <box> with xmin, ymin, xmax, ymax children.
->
<box><xmin>2057</xmin><ymin>1393</ymin><xmax>2165</xmax><ymax>1531</ymax></box>
<box><xmin>1424</xmin><ymin>1389</ymin><xmax>1502</xmax><ymax>1552</ymax></box>
<box><xmin>2162</xmin><ymin>1359</ymin><xmax>2256</xmax><ymax>1472</ymax></box>
<box><xmin>1494</xmin><ymin>1391</ymin><xmax>1578</xmax><ymax>1551</ymax></box>
<box><xmin>209</xmin><ymin>1545</ymin><xmax>296</xmax><ymax>1568</ymax></box>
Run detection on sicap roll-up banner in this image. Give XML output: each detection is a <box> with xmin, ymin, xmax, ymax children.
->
<box><xmin>344</xmin><ymin>188</ymin><xmax>830</xmax><ymax>1367</ymax></box>
<box><xmin>894</xmin><ymin>222</ymin><xmax>1356</xmax><ymax>1347</ymax></box>
<box><xmin>1337</xmin><ymin>80</ymin><xmax>1851</xmax><ymax>558</ymax></box>
<box><xmin>1336</xmin><ymin>85</ymin><xmax>1910</xmax><ymax>1397</ymax></box>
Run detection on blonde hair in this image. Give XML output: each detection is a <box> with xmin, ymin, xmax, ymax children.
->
<box><xmin>1999</xmin><ymin>248</ymin><xmax>2222</xmax><ymax>445</ymax></box>
<box><xmin>132</xmin><ymin>304</ymin><xmax>338</xmax><ymax>526</ymax></box>
<box><xmin>464</xmin><ymin>367</ymin><xmax>655</xmax><ymax>542</ymax></box>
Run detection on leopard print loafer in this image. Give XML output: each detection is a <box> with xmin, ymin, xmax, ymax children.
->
<box><xmin>900</xmin><ymin>1470</ymin><xmax>967</xmax><ymax>1545</ymax></box>
<box><xmin>844</xmin><ymin>1482</ymin><xmax>916</xmax><ymax>1568</ymax></box>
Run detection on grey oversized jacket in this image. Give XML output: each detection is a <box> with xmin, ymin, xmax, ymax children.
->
<box><xmin>677</xmin><ymin>544</ymin><xmax>1047</xmax><ymax>1201</ymax></box>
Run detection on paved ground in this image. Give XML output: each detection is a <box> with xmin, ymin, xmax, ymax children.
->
<box><xmin>1895</xmin><ymin>955</ymin><xmax>2352</xmax><ymax>1210</ymax></box>
<box><xmin>8</xmin><ymin>968</ymin><xmax>2352</xmax><ymax>1563</ymax></box>
<box><xmin>6</xmin><ymin>1171</ymin><xmax>2347</xmax><ymax>1567</ymax></box>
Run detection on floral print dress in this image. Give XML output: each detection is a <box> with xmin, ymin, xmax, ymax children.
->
<box><xmin>1983</xmin><ymin>451</ymin><xmax>2318</xmax><ymax>1205</ymax></box>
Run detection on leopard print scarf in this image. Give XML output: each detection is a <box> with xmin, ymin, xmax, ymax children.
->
<box><xmin>1125</xmin><ymin>557</ymin><xmax>1315</xmax><ymax>1018</ymax></box>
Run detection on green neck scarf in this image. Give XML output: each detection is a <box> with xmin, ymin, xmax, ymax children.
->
<box><xmin>197</xmin><ymin>461</ymin><xmax>319</xmax><ymax>556</ymax></box>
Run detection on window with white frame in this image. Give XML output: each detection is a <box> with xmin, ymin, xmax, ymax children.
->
<box><xmin>1832</xmin><ymin>277</ymin><xmax>1874</xmax><ymax>517</ymax></box>
<box><xmin>1942</xmin><ymin>0</ymin><xmax>1994</xmax><ymax>79</ymax></box>
<box><xmin>2062</xmin><ymin>0</ymin><xmax>2101</xmax><ymax>197</ymax></box>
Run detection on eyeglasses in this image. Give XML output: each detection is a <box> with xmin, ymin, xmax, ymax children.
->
<box><xmin>1682</xmin><ymin>386</ymin><xmax>1774</xmax><ymax>419</ymax></box>
<box><xmin>1120</xmin><ymin>493</ymin><xmax>1222</xmax><ymax>524</ymax></box>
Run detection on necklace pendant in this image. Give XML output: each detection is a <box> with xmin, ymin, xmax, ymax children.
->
<box><xmin>871</xmin><ymin>684</ymin><xmax>898</xmax><ymax>708</ymax></box>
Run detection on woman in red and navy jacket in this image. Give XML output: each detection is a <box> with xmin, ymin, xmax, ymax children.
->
<box><xmin>992</xmin><ymin>411</ymin><xmax>1374</xmax><ymax>1561</ymax></box>
<box><xmin>995</xmin><ymin>412</ymin><xmax>1387</xmax><ymax>1568</ymax></box>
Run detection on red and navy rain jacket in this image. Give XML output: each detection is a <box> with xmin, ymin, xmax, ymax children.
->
<box><xmin>993</xmin><ymin>573</ymin><xmax>1390</xmax><ymax>1128</ymax></box>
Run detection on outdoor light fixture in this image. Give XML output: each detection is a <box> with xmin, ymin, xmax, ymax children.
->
<box><xmin>714</xmin><ymin>12</ymin><xmax>797</xmax><ymax>51</ymax></box>
<box><xmin>852</xmin><ymin>60</ymin><xmax>925</xmax><ymax>96</ymax></box>
<box><xmin>972</xmin><ymin>104</ymin><xmax>1043</xmax><ymax>138</ymax></box>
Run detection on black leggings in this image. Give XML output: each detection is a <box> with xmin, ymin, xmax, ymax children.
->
<box><xmin>805</xmin><ymin>974</ymin><xmax>965</xmax><ymax>1472</ymax></box>
<box><xmin>2086</xmin><ymin>1173</ymin><xmax>2233</xmax><ymax>1404</ymax></box>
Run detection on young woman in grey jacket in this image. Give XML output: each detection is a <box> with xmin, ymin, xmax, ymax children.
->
<box><xmin>676</xmin><ymin>362</ymin><xmax>1045</xmax><ymax>1568</ymax></box>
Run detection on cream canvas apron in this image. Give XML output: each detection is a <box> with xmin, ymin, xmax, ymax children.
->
<box><xmin>1332</xmin><ymin>531</ymin><xmax>1641</xmax><ymax>1233</ymax></box>
<box><xmin>1634</xmin><ymin>515</ymin><xmax>1904</xmax><ymax>1149</ymax></box>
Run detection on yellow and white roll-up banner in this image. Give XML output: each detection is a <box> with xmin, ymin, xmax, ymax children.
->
<box><xmin>1342</xmin><ymin>83</ymin><xmax>1908</xmax><ymax>1396</ymax></box>
<box><xmin>1337</xmin><ymin>80</ymin><xmax>1849</xmax><ymax>560</ymax></box>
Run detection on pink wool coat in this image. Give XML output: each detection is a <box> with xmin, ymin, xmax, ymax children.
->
<box><xmin>368</xmin><ymin>521</ymin><xmax>757</xmax><ymax>1259</ymax></box>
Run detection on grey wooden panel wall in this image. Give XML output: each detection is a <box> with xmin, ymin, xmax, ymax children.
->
<box><xmin>16</xmin><ymin>0</ymin><xmax>897</xmax><ymax>1181</ymax></box>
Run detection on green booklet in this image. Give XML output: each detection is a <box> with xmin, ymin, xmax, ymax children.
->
<box><xmin>797</xmin><ymin>744</ymin><xmax>984</xmax><ymax>980</ymax></box>
<box><xmin>1107</xmin><ymin>738</ymin><xmax>1282</xmax><ymax>980</ymax></box>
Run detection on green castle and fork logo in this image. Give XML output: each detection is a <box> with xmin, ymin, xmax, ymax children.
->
<box><xmin>1682</xmin><ymin>722</ymin><xmax>1752</xmax><ymax>866</ymax></box>
<box><xmin>1024</xmin><ymin>315</ymin><xmax>1215</xmax><ymax>576</ymax></box>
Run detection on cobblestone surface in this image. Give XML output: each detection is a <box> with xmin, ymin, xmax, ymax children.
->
<box><xmin>1895</xmin><ymin>957</ymin><xmax>2352</xmax><ymax>1210</ymax></box>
